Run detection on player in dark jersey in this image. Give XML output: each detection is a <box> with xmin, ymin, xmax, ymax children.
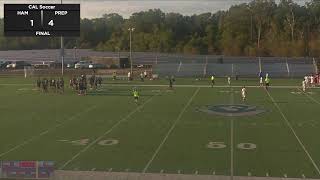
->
<box><xmin>72</xmin><ymin>76</ymin><xmax>77</xmax><ymax>90</ymax></box>
<box><xmin>113</xmin><ymin>72</ymin><xmax>117</xmax><ymax>81</ymax></box>
<box><xmin>89</xmin><ymin>75</ymin><xmax>96</xmax><ymax>90</ymax></box>
<box><xmin>49</xmin><ymin>78</ymin><xmax>53</xmax><ymax>87</ymax></box>
<box><xmin>78</xmin><ymin>75</ymin><xmax>87</xmax><ymax>95</ymax></box>
<box><xmin>60</xmin><ymin>77</ymin><xmax>64</xmax><ymax>93</ymax></box>
<box><xmin>94</xmin><ymin>77</ymin><xmax>98</xmax><ymax>89</ymax></box>
<box><xmin>168</xmin><ymin>75</ymin><xmax>175</xmax><ymax>89</ymax></box>
<box><xmin>69</xmin><ymin>76</ymin><xmax>73</xmax><ymax>89</ymax></box>
<box><xmin>42</xmin><ymin>78</ymin><xmax>49</xmax><ymax>93</ymax></box>
<box><xmin>36</xmin><ymin>77</ymin><xmax>41</xmax><ymax>90</ymax></box>
<box><xmin>83</xmin><ymin>75</ymin><xmax>87</xmax><ymax>94</ymax></box>
<box><xmin>55</xmin><ymin>78</ymin><xmax>59</xmax><ymax>93</ymax></box>
<box><xmin>98</xmin><ymin>77</ymin><xmax>102</xmax><ymax>87</ymax></box>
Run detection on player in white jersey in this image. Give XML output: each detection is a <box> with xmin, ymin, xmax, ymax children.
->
<box><xmin>227</xmin><ymin>76</ymin><xmax>231</xmax><ymax>86</ymax></box>
<box><xmin>241</xmin><ymin>86</ymin><xmax>246</xmax><ymax>101</ymax></box>
<box><xmin>304</xmin><ymin>76</ymin><xmax>309</xmax><ymax>87</ymax></box>
<box><xmin>311</xmin><ymin>75</ymin><xmax>315</xmax><ymax>87</ymax></box>
<box><xmin>128</xmin><ymin>71</ymin><xmax>131</xmax><ymax>81</ymax></box>
<box><xmin>302</xmin><ymin>79</ymin><xmax>306</xmax><ymax>92</ymax></box>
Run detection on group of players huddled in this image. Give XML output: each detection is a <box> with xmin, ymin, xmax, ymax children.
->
<box><xmin>69</xmin><ymin>75</ymin><xmax>103</xmax><ymax>95</ymax></box>
<box><xmin>36</xmin><ymin>74</ymin><xmax>103</xmax><ymax>96</ymax></box>
<box><xmin>36</xmin><ymin>77</ymin><xmax>64</xmax><ymax>93</ymax></box>
<box><xmin>302</xmin><ymin>73</ymin><xmax>320</xmax><ymax>92</ymax></box>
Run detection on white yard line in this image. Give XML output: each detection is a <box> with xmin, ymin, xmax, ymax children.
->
<box><xmin>59</xmin><ymin>94</ymin><xmax>158</xmax><ymax>170</ymax></box>
<box><xmin>142</xmin><ymin>88</ymin><xmax>200</xmax><ymax>173</ymax></box>
<box><xmin>53</xmin><ymin>170</ymin><xmax>320</xmax><ymax>180</ymax></box>
<box><xmin>297</xmin><ymin>88</ymin><xmax>320</xmax><ymax>105</ymax></box>
<box><xmin>230</xmin><ymin>119</ymin><xmax>234</xmax><ymax>180</ymax></box>
<box><xmin>0</xmin><ymin>84</ymin><xmax>34</xmax><ymax>86</ymax></box>
<box><xmin>106</xmin><ymin>84</ymin><xmax>320</xmax><ymax>89</ymax></box>
<box><xmin>0</xmin><ymin>105</ymin><xmax>97</xmax><ymax>158</ymax></box>
<box><xmin>230</xmin><ymin>86</ymin><xmax>235</xmax><ymax>180</ymax></box>
<box><xmin>265</xmin><ymin>90</ymin><xmax>320</xmax><ymax>176</ymax></box>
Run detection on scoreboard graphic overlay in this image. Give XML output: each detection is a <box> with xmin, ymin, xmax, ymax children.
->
<box><xmin>4</xmin><ymin>4</ymin><xmax>80</xmax><ymax>36</ymax></box>
<box><xmin>0</xmin><ymin>161</ymin><xmax>54</xmax><ymax>179</ymax></box>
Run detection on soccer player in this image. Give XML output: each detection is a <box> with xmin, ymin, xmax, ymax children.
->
<box><xmin>211</xmin><ymin>75</ymin><xmax>215</xmax><ymax>87</ymax></box>
<box><xmin>302</xmin><ymin>79</ymin><xmax>306</xmax><ymax>93</ymax></box>
<box><xmin>97</xmin><ymin>77</ymin><xmax>102</xmax><ymax>87</ymax></box>
<box><xmin>51</xmin><ymin>78</ymin><xmax>56</xmax><ymax>90</ymax></box>
<box><xmin>311</xmin><ymin>75</ymin><xmax>315</xmax><ymax>87</ymax></box>
<box><xmin>89</xmin><ymin>75</ymin><xmax>95</xmax><ymax>89</ymax></box>
<box><xmin>113</xmin><ymin>72</ymin><xmax>117</xmax><ymax>81</ymax></box>
<box><xmin>227</xmin><ymin>76</ymin><xmax>231</xmax><ymax>86</ymax></box>
<box><xmin>169</xmin><ymin>76</ymin><xmax>175</xmax><ymax>89</ymax></box>
<box><xmin>36</xmin><ymin>77</ymin><xmax>41</xmax><ymax>90</ymax></box>
<box><xmin>305</xmin><ymin>75</ymin><xmax>309</xmax><ymax>87</ymax></box>
<box><xmin>140</xmin><ymin>72</ymin><xmax>144</xmax><ymax>82</ymax></box>
<box><xmin>69</xmin><ymin>78</ymin><xmax>73</xmax><ymax>89</ymax></box>
<box><xmin>259</xmin><ymin>71</ymin><xmax>263</xmax><ymax>79</ymax></box>
<box><xmin>42</xmin><ymin>78</ymin><xmax>48</xmax><ymax>93</ymax></box>
<box><xmin>169</xmin><ymin>78</ymin><xmax>173</xmax><ymax>89</ymax></box>
<box><xmin>241</xmin><ymin>86</ymin><xmax>247</xmax><ymax>101</ymax></box>
<box><xmin>265</xmin><ymin>77</ymin><xmax>270</xmax><ymax>90</ymax></box>
<box><xmin>133</xmin><ymin>88</ymin><xmax>139</xmax><ymax>103</ymax></box>
<box><xmin>144</xmin><ymin>70</ymin><xmax>148</xmax><ymax>78</ymax></box>
<box><xmin>55</xmin><ymin>78</ymin><xmax>60</xmax><ymax>93</ymax></box>
<box><xmin>259</xmin><ymin>77</ymin><xmax>263</xmax><ymax>87</ymax></box>
<box><xmin>128</xmin><ymin>72</ymin><xmax>131</xmax><ymax>81</ymax></box>
<box><xmin>60</xmin><ymin>77</ymin><xmax>64</xmax><ymax>93</ymax></box>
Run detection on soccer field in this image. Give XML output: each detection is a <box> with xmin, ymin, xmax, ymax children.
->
<box><xmin>1</xmin><ymin>77</ymin><xmax>320</xmax><ymax>179</ymax></box>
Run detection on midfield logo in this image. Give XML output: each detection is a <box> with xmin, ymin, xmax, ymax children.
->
<box><xmin>197</xmin><ymin>104</ymin><xmax>266</xmax><ymax>117</ymax></box>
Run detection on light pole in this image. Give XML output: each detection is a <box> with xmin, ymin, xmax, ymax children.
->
<box><xmin>246</xmin><ymin>6</ymin><xmax>253</xmax><ymax>43</ymax></box>
<box><xmin>128</xmin><ymin>27</ymin><xmax>135</xmax><ymax>75</ymax></box>
<box><xmin>61</xmin><ymin>0</ymin><xmax>64</xmax><ymax>76</ymax></box>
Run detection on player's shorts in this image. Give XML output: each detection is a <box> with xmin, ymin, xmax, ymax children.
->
<box><xmin>266</xmin><ymin>83</ymin><xmax>270</xmax><ymax>86</ymax></box>
<box><xmin>134</xmin><ymin>96</ymin><xmax>138</xmax><ymax>100</ymax></box>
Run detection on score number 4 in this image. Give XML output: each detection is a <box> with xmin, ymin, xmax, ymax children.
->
<box><xmin>30</xmin><ymin>20</ymin><xmax>54</xmax><ymax>26</ymax></box>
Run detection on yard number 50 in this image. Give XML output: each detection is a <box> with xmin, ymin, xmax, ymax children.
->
<box><xmin>207</xmin><ymin>142</ymin><xmax>256</xmax><ymax>150</ymax></box>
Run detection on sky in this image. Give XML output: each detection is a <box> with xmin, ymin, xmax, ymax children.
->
<box><xmin>0</xmin><ymin>0</ymin><xmax>311</xmax><ymax>19</ymax></box>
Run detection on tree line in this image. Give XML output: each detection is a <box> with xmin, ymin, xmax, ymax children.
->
<box><xmin>0</xmin><ymin>0</ymin><xmax>320</xmax><ymax>57</ymax></box>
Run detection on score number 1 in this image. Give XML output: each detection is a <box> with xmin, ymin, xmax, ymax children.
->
<box><xmin>30</xmin><ymin>20</ymin><xmax>54</xmax><ymax>27</ymax></box>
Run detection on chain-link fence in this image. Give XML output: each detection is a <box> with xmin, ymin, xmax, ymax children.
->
<box><xmin>0</xmin><ymin>50</ymin><xmax>318</xmax><ymax>78</ymax></box>
<box><xmin>153</xmin><ymin>57</ymin><xmax>317</xmax><ymax>78</ymax></box>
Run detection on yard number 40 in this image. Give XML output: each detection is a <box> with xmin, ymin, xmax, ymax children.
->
<box><xmin>67</xmin><ymin>139</ymin><xmax>119</xmax><ymax>146</ymax></box>
<box><xmin>207</xmin><ymin>142</ymin><xmax>256</xmax><ymax>150</ymax></box>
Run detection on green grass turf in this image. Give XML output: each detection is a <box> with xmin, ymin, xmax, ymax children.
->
<box><xmin>0</xmin><ymin>77</ymin><xmax>320</xmax><ymax>179</ymax></box>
